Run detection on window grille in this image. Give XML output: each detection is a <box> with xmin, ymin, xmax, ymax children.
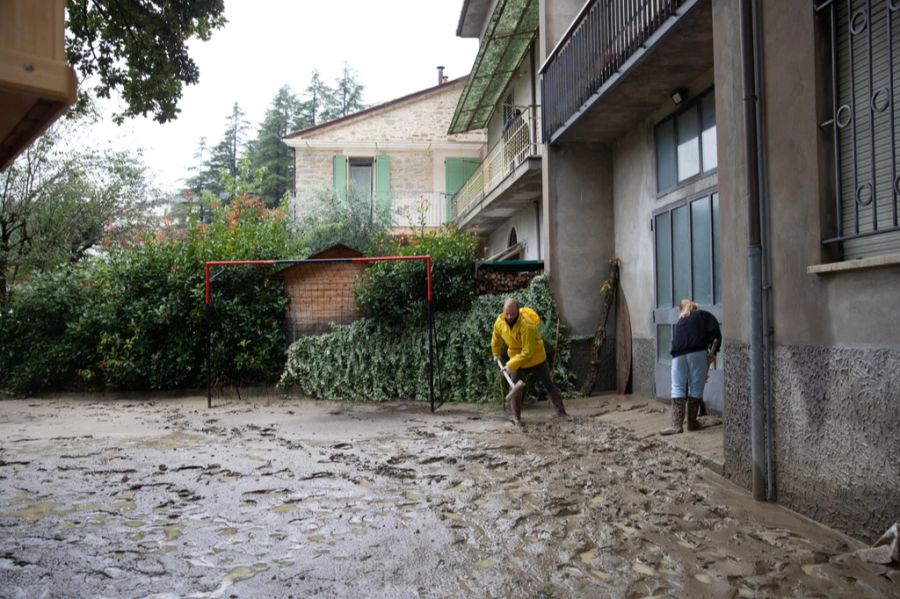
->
<box><xmin>818</xmin><ymin>0</ymin><xmax>900</xmax><ymax>258</ymax></box>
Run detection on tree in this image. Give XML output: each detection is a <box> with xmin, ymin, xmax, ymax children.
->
<box><xmin>301</xmin><ymin>70</ymin><xmax>333</xmax><ymax>127</ymax></box>
<box><xmin>65</xmin><ymin>0</ymin><xmax>227</xmax><ymax>124</ymax></box>
<box><xmin>293</xmin><ymin>186</ymin><xmax>389</xmax><ymax>257</ymax></box>
<box><xmin>250</xmin><ymin>86</ymin><xmax>308</xmax><ymax>207</ymax></box>
<box><xmin>0</xmin><ymin>118</ymin><xmax>156</xmax><ymax>302</ymax></box>
<box><xmin>323</xmin><ymin>62</ymin><xmax>366</xmax><ymax>121</ymax></box>
<box><xmin>188</xmin><ymin>103</ymin><xmax>249</xmax><ymax>200</ymax></box>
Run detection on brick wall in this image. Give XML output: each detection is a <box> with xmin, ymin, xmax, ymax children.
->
<box><xmin>281</xmin><ymin>262</ymin><xmax>367</xmax><ymax>340</ymax></box>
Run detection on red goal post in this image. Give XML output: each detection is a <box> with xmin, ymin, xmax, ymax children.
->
<box><xmin>203</xmin><ymin>256</ymin><xmax>438</xmax><ymax>411</ymax></box>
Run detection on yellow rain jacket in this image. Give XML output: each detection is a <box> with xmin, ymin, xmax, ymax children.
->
<box><xmin>491</xmin><ymin>306</ymin><xmax>547</xmax><ymax>372</ymax></box>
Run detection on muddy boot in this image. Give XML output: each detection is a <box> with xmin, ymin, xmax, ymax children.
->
<box><xmin>549</xmin><ymin>390</ymin><xmax>568</xmax><ymax>417</ymax></box>
<box><xmin>686</xmin><ymin>397</ymin><xmax>702</xmax><ymax>431</ymax></box>
<box><xmin>510</xmin><ymin>391</ymin><xmax>523</xmax><ymax>426</ymax></box>
<box><xmin>660</xmin><ymin>398</ymin><xmax>685</xmax><ymax>435</ymax></box>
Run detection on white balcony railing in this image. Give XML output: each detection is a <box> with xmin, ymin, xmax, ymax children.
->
<box><xmin>453</xmin><ymin>105</ymin><xmax>542</xmax><ymax>220</ymax></box>
<box><xmin>390</xmin><ymin>191</ymin><xmax>451</xmax><ymax>229</ymax></box>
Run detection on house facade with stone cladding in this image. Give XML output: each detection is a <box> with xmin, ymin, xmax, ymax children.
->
<box><xmin>283</xmin><ymin>77</ymin><xmax>485</xmax><ymax>231</ymax></box>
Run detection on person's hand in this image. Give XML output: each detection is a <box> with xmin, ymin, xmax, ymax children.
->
<box><xmin>501</xmin><ymin>365</ymin><xmax>511</xmax><ymax>376</ymax></box>
<box><xmin>707</xmin><ymin>353</ymin><xmax>716</xmax><ymax>366</ymax></box>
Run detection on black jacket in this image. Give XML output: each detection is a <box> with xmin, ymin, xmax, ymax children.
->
<box><xmin>670</xmin><ymin>310</ymin><xmax>721</xmax><ymax>358</ymax></box>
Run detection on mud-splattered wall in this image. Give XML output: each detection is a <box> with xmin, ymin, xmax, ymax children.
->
<box><xmin>724</xmin><ymin>342</ymin><xmax>900</xmax><ymax>543</ymax></box>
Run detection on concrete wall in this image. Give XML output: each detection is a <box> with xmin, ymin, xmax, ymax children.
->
<box><xmin>539</xmin><ymin>0</ymin><xmax>584</xmax><ymax>61</ymax></box>
<box><xmin>487</xmin><ymin>202</ymin><xmax>541</xmax><ymax>260</ymax></box>
<box><xmin>714</xmin><ymin>0</ymin><xmax>900</xmax><ymax>542</ymax></box>
<box><xmin>543</xmin><ymin>142</ymin><xmax>615</xmax><ymax>337</ymax></box>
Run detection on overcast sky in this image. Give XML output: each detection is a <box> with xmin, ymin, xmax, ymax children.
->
<box><xmin>90</xmin><ymin>0</ymin><xmax>479</xmax><ymax>192</ymax></box>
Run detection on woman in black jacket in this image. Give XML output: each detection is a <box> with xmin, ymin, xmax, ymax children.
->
<box><xmin>660</xmin><ymin>299</ymin><xmax>721</xmax><ymax>435</ymax></box>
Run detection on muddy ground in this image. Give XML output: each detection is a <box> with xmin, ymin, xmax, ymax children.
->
<box><xmin>0</xmin><ymin>394</ymin><xmax>897</xmax><ymax>598</ymax></box>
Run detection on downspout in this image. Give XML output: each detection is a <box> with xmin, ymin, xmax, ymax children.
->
<box><xmin>751</xmin><ymin>0</ymin><xmax>776</xmax><ymax>503</ymax></box>
<box><xmin>741</xmin><ymin>0</ymin><xmax>768</xmax><ymax>501</ymax></box>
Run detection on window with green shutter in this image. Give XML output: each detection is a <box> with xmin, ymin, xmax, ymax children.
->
<box><xmin>332</xmin><ymin>155</ymin><xmax>347</xmax><ymax>198</ymax></box>
<box><xmin>375</xmin><ymin>155</ymin><xmax>391</xmax><ymax>217</ymax></box>
<box><xmin>445</xmin><ymin>157</ymin><xmax>480</xmax><ymax>222</ymax></box>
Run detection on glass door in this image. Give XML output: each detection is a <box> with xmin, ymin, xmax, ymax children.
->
<box><xmin>653</xmin><ymin>190</ymin><xmax>723</xmax><ymax>413</ymax></box>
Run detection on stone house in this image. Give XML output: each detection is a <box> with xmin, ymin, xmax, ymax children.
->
<box><xmin>453</xmin><ymin>0</ymin><xmax>899</xmax><ymax>543</ymax></box>
<box><xmin>283</xmin><ymin>74</ymin><xmax>485</xmax><ymax>233</ymax></box>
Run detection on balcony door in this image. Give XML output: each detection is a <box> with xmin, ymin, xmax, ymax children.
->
<box><xmin>653</xmin><ymin>189</ymin><xmax>723</xmax><ymax>413</ymax></box>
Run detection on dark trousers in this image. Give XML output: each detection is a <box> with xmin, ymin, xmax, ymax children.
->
<box><xmin>509</xmin><ymin>361</ymin><xmax>559</xmax><ymax>395</ymax></box>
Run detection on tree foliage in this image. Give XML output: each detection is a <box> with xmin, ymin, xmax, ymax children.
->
<box><xmin>281</xmin><ymin>275</ymin><xmax>574</xmax><ymax>403</ymax></box>
<box><xmin>0</xmin><ymin>196</ymin><xmax>305</xmax><ymax>395</ymax></box>
<box><xmin>0</xmin><ymin>117</ymin><xmax>156</xmax><ymax>302</ymax></box>
<box><xmin>66</xmin><ymin>0</ymin><xmax>227</xmax><ymax>124</ymax></box>
<box><xmin>250</xmin><ymin>86</ymin><xmax>309</xmax><ymax>207</ymax></box>
<box><xmin>187</xmin><ymin>102</ymin><xmax>250</xmax><ymax>200</ymax></box>
<box><xmin>322</xmin><ymin>62</ymin><xmax>366</xmax><ymax>122</ymax></box>
<box><xmin>354</xmin><ymin>226</ymin><xmax>479</xmax><ymax>321</ymax></box>
<box><xmin>291</xmin><ymin>186</ymin><xmax>390</xmax><ymax>257</ymax></box>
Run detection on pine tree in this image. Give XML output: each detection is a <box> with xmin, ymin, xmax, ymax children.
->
<box><xmin>189</xmin><ymin>103</ymin><xmax>249</xmax><ymax>200</ymax></box>
<box><xmin>324</xmin><ymin>62</ymin><xmax>366</xmax><ymax>121</ymax></box>
<box><xmin>251</xmin><ymin>86</ymin><xmax>307</xmax><ymax>207</ymax></box>
<box><xmin>301</xmin><ymin>70</ymin><xmax>333</xmax><ymax>127</ymax></box>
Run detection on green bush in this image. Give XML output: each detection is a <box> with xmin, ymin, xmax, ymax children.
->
<box><xmin>354</xmin><ymin>225</ymin><xmax>479</xmax><ymax>322</ymax></box>
<box><xmin>281</xmin><ymin>274</ymin><xmax>573</xmax><ymax>403</ymax></box>
<box><xmin>0</xmin><ymin>195</ymin><xmax>302</xmax><ymax>395</ymax></box>
<box><xmin>0</xmin><ymin>267</ymin><xmax>92</xmax><ymax>394</ymax></box>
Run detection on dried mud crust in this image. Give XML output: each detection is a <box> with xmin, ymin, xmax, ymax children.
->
<box><xmin>0</xmin><ymin>397</ymin><xmax>896</xmax><ymax>598</ymax></box>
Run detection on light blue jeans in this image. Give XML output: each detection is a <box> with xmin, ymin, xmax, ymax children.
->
<box><xmin>671</xmin><ymin>350</ymin><xmax>708</xmax><ymax>398</ymax></box>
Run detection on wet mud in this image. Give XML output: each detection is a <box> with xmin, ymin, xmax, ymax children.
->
<box><xmin>0</xmin><ymin>396</ymin><xmax>897</xmax><ymax>598</ymax></box>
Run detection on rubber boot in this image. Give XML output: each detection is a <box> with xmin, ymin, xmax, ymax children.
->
<box><xmin>686</xmin><ymin>397</ymin><xmax>701</xmax><ymax>431</ymax></box>
<box><xmin>549</xmin><ymin>390</ymin><xmax>568</xmax><ymax>417</ymax></box>
<box><xmin>660</xmin><ymin>398</ymin><xmax>685</xmax><ymax>435</ymax></box>
<box><xmin>509</xmin><ymin>390</ymin><xmax>523</xmax><ymax>426</ymax></box>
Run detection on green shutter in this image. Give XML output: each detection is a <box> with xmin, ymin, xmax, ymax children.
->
<box><xmin>375</xmin><ymin>155</ymin><xmax>391</xmax><ymax>217</ymax></box>
<box><xmin>332</xmin><ymin>155</ymin><xmax>346</xmax><ymax>198</ymax></box>
<box><xmin>445</xmin><ymin>157</ymin><xmax>480</xmax><ymax>223</ymax></box>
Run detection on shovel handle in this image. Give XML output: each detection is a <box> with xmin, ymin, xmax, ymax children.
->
<box><xmin>495</xmin><ymin>358</ymin><xmax>516</xmax><ymax>387</ymax></box>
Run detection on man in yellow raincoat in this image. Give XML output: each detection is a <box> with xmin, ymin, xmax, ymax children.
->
<box><xmin>491</xmin><ymin>298</ymin><xmax>567</xmax><ymax>424</ymax></box>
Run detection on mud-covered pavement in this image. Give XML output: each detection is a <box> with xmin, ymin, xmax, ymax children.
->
<box><xmin>0</xmin><ymin>395</ymin><xmax>897</xmax><ymax>598</ymax></box>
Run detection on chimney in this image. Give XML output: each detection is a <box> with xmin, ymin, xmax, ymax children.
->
<box><xmin>437</xmin><ymin>66</ymin><xmax>445</xmax><ymax>85</ymax></box>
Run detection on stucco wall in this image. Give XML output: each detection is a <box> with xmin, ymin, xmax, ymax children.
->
<box><xmin>486</xmin><ymin>202</ymin><xmax>541</xmax><ymax>260</ymax></box>
<box><xmin>543</xmin><ymin>142</ymin><xmax>615</xmax><ymax>337</ymax></box>
<box><xmin>715</xmin><ymin>0</ymin><xmax>900</xmax><ymax>542</ymax></box>
<box><xmin>539</xmin><ymin>0</ymin><xmax>584</xmax><ymax>62</ymax></box>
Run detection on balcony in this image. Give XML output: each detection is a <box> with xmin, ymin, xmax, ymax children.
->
<box><xmin>541</xmin><ymin>0</ymin><xmax>712</xmax><ymax>145</ymax></box>
<box><xmin>390</xmin><ymin>190</ymin><xmax>453</xmax><ymax>230</ymax></box>
<box><xmin>452</xmin><ymin>105</ymin><xmax>543</xmax><ymax>233</ymax></box>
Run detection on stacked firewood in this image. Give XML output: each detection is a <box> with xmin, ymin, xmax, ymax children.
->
<box><xmin>475</xmin><ymin>268</ymin><xmax>543</xmax><ymax>295</ymax></box>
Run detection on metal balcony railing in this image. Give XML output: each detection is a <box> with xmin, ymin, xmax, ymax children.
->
<box><xmin>541</xmin><ymin>0</ymin><xmax>686</xmax><ymax>141</ymax></box>
<box><xmin>453</xmin><ymin>105</ymin><xmax>542</xmax><ymax>220</ymax></box>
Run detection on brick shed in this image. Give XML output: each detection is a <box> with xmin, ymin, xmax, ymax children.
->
<box><xmin>277</xmin><ymin>245</ymin><xmax>367</xmax><ymax>341</ymax></box>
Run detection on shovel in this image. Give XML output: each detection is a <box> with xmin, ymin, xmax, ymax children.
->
<box><xmin>699</xmin><ymin>339</ymin><xmax>719</xmax><ymax>417</ymax></box>
<box><xmin>496</xmin><ymin>358</ymin><xmax>526</xmax><ymax>418</ymax></box>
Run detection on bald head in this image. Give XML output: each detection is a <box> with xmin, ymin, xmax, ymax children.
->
<box><xmin>503</xmin><ymin>298</ymin><xmax>519</xmax><ymax>325</ymax></box>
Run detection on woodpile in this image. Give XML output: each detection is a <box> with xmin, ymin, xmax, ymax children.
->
<box><xmin>475</xmin><ymin>266</ymin><xmax>543</xmax><ymax>295</ymax></box>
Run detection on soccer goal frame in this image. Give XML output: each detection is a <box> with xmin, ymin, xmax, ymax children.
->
<box><xmin>203</xmin><ymin>256</ymin><xmax>438</xmax><ymax>411</ymax></box>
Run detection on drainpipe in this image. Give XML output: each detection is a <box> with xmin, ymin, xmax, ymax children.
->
<box><xmin>741</xmin><ymin>0</ymin><xmax>768</xmax><ymax>502</ymax></box>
